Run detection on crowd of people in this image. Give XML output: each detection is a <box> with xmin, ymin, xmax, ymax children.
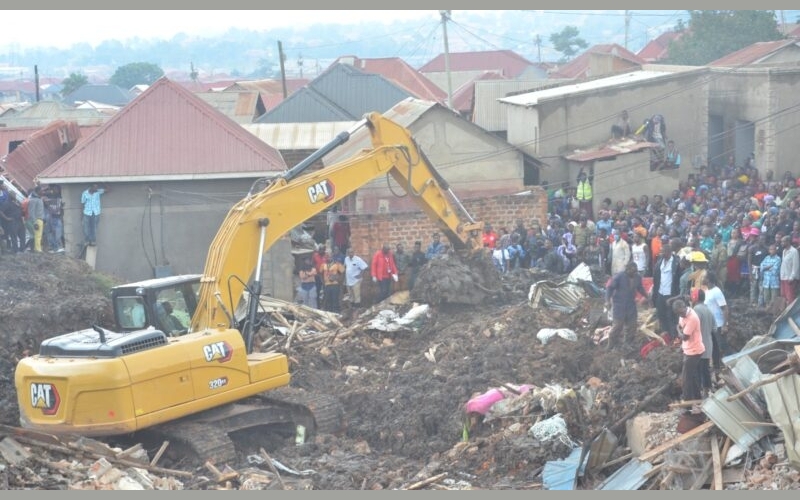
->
<box><xmin>0</xmin><ymin>182</ymin><xmax>106</xmax><ymax>255</ymax></box>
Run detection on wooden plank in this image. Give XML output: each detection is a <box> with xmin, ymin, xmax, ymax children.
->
<box><xmin>668</xmin><ymin>400</ymin><xmax>703</xmax><ymax>409</ymax></box>
<box><xmin>710</xmin><ymin>435</ymin><xmax>723</xmax><ymax>491</ymax></box>
<box><xmin>0</xmin><ymin>437</ymin><xmax>31</xmax><ymax>465</ymax></box>
<box><xmin>689</xmin><ymin>460</ymin><xmax>713</xmax><ymax>490</ymax></box>
<box><xmin>149</xmin><ymin>440</ymin><xmax>170</xmax><ymax>467</ymax></box>
<box><xmin>404</xmin><ymin>472</ymin><xmax>448</xmax><ymax>490</ymax></box>
<box><xmin>720</xmin><ymin>437</ymin><xmax>732</xmax><ymax>466</ymax></box>
<box><xmin>260</xmin><ymin>447</ymin><xmax>286</xmax><ymax>490</ymax></box>
<box><xmin>638</xmin><ymin>421</ymin><xmax>714</xmax><ymax>463</ymax></box>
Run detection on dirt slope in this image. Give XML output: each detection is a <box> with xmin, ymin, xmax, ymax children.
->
<box><xmin>0</xmin><ymin>253</ymin><xmax>771</xmax><ymax>489</ymax></box>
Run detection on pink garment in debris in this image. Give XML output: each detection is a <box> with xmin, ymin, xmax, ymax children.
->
<box><xmin>465</xmin><ymin>385</ymin><xmax>533</xmax><ymax>415</ymax></box>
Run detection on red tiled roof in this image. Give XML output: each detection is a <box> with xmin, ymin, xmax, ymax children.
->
<box><xmin>419</xmin><ymin>49</ymin><xmax>537</xmax><ymax>78</ymax></box>
<box><xmin>334</xmin><ymin>56</ymin><xmax>446</xmax><ymax>103</ymax></box>
<box><xmin>709</xmin><ymin>39</ymin><xmax>800</xmax><ymax>67</ymax></box>
<box><xmin>39</xmin><ymin>78</ymin><xmax>286</xmax><ymax>183</ymax></box>
<box><xmin>637</xmin><ymin>31</ymin><xmax>683</xmax><ymax>63</ymax></box>
<box><xmin>2</xmin><ymin>121</ymin><xmax>83</xmax><ymax>191</ymax></box>
<box><xmin>551</xmin><ymin>44</ymin><xmax>645</xmax><ymax>79</ymax></box>
<box><xmin>779</xmin><ymin>23</ymin><xmax>800</xmax><ymax>38</ymax></box>
<box><xmin>451</xmin><ymin>71</ymin><xmax>506</xmax><ymax>113</ymax></box>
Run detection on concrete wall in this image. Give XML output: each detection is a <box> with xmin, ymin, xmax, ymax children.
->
<box><xmin>708</xmin><ymin>68</ymin><xmax>800</xmax><ymax>178</ymax></box>
<box><xmin>60</xmin><ymin>179</ymin><xmax>294</xmax><ymax>301</ymax></box>
<box><xmin>506</xmin><ymin>70</ymin><xmax>710</xmax><ymax>187</ymax></box>
<box><xmin>353</xmin><ymin>109</ymin><xmax>526</xmax><ymax>214</ymax></box>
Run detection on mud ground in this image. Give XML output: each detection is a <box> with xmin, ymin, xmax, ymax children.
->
<box><xmin>0</xmin><ymin>253</ymin><xmax>777</xmax><ymax>489</ymax></box>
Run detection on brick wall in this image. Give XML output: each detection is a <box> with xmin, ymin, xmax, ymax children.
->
<box><xmin>347</xmin><ymin>187</ymin><xmax>548</xmax><ymax>260</ymax></box>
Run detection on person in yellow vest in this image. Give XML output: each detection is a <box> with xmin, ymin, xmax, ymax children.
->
<box><xmin>576</xmin><ymin>170</ymin><xmax>593</xmax><ymax>220</ymax></box>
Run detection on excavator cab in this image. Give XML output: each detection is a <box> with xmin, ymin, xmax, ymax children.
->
<box><xmin>112</xmin><ymin>275</ymin><xmax>201</xmax><ymax>336</ymax></box>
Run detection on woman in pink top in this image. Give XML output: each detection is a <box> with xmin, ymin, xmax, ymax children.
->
<box><xmin>672</xmin><ymin>298</ymin><xmax>705</xmax><ymax>402</ymax></box>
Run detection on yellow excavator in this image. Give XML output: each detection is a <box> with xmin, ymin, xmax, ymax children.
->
<box><xmin>15</xmin><ymin>112</ymin><xmax>483</xmax><ymax>464</ymax></box>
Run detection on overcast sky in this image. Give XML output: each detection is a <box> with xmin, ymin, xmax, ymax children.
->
<box><xmin>6</xmin><ymin>10</ymin><xmax>441</xmax><ymax>49</ymax></box>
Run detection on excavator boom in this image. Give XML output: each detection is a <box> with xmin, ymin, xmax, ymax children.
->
<box><xmin>192</xmin><ymin>112</ymin><xmax>480</xmax><ymax>334</ymax></box>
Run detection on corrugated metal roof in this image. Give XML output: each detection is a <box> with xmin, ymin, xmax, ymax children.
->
<box><xmin>450</xmin><ymin>71</ymin><xmax>506</xmax><ymax>114</ymax></box>
<box><xmin>551</xmin><ymin>44</ymin><xmax>645</xmax><ymax>79</ymax></box>
<box><xmin>702</xmin><ymin>380</ymin><xmax>774</xmax><ymax>450</ymax></box>
<box><xmin>226</xmin><ymin>78</ymin><xmax>308</xmax><ymax>95</ymax></box>
<box><xmin>2</xmin><ymin>120</ymin><xmax>82</xmax><ymax>191</ymax></box>
<box><xmin>637</xmin><ymin>31</ymin><xmax>683</xmax><ymax>63</ymax></box>
<box><xmin>565</xmin><ymin>140</ymin><xmax>659</xmax><ymax>162</ymax></box>
<box><xmin>39</xmin><ymin>77</ymin><xmax>286</xmax><ymax>184</ymax></box>
<box><xmin>709</xmin><ymin>39</ymin><xmax>800</xmax><ymax>67</ymax></box>
<box><xmin>473</xmin><ymin>79</ymin><xmax>561</xmax><ymax>131</ymax></box>
<box><xmin>0</xmin><ymin>101</ymin><xmax>109</xmax><ymax>128</ymax></box>
<box><xmin>595</xmin><ymin>459</ymin><xmax>653</xmax><ymax>490</ymax></box>
<box><xmin>334</xmin><ymin>56</ymin><xmax>446</xmax><ymax>103</ymax></box>
<box><xmin>243</xmin><ymin>121</ymin><xmax>356</xmax><ymax>150</ymax></box>
<box><xmin>542</xmin><ymin>447</ymin><xmax>584</xmax><ymax>490</ymax></box>
<box><xmin>195</xmin><ymin>91</ymin><xmax>265</xmax><ymax>124</ymax></box>
<box><xmin>419</xmin><ymin>49</ymin><xmax>537</xmax><ymax>78</ymax></box>
<box><xmin>62</xmin><ymin>84</ymin><xmax>134</xmax><ymax>107</ymax></box>
<box><xmin>499</xmin><ymin>70</ymin><xmax>686</xmax><ymax>107</ymax></box>
<box><xmin>258</xmin><ymin>64</ymin><xmax>412</xmax><ymax>124</ymax></box>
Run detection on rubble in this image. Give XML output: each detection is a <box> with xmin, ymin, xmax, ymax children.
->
<box><xmin>2</xmin><ymin>253</ymin><xmax>800</xmax><ymax>489</ymax></box>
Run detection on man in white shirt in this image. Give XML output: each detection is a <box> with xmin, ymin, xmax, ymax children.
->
<box><xmin>703</xmin><ymin>273</ymin><xmax>732</xmax><ymax>372</ymax></box>
<box><xmin>344</xmin><ymin>247</ymin><xmax>369</xmax><ymax>307</ymax></box>
<box><xmin>780</xmin><ymin>235</ymin><xmax>799</xmax><ymax>304</ymax></box>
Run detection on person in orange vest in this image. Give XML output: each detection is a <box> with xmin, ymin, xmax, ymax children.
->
<box><xmin>371</xmin><ymin>243</ymin><xmax>398</xmax><ymax>303</ymax></box>
<box><xmin>482</xmin><ymin>224</ymin><xmax>498</xmax><ymax>249</ymax></box>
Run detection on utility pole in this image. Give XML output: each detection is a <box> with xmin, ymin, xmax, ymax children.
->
<box><xmin>277</xmin><ymin>41</ymin><xmax>288</xmax><ymax>99</ymax></box>
<box><xmin>440</xmin><ymin>10</ymin><xmax>453</xmax><ymax>110</ymax></box>
<box><xmin>535</xmin><ymin>35</ymin><xmax>542</xmax><ymax>63</ymax></box>
<box><xmin>624</xmin><ymin>10</ymin><xmax>631</xmax><ymax>50</ymax></box>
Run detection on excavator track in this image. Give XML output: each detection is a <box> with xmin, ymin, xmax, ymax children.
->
<box><xmin>135</xmin><ymin>389</ymin><xmax>344</xmax><ymax>468</ymax></box>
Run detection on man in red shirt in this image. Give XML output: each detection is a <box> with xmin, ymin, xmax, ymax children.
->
<box><xmin>482</xmin><ymin>224</ymin><xmax>498</xmax><ymax>249</ymax></box>
<box><xmin>672</xmin><ymin>298</ymin><xmax>706</xmax><ymax>402</ymax></box>
<box><xmin>371</xmin><ymin>243</ymin><xmax>398</xmax><ymax>303</ymax></box>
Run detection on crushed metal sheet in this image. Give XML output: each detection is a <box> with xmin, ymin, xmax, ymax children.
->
<box><xmin>594</xmin><ymin>457</ymin><xmax>653</xmax><ymax>490</ymax></box>
<box><xmin>528</xmin><ymin>264</ymin><xmax>598</xmax><ymax>312</ymax></box>
<box><xmin>761</xmin><ymin>370</ymin><xmax>800</xmax><ymax>469</ymax></box>
<box><xmin>542</xmin><ymin>447</ymin><xmax>584</xmax><ymax>490</ymax></box>
<box><xmin>766</xmin><ymin>297</ymin><xmax>800</xmax><ymax>340</ymax></box>
<box><xmin>702</xmin><ymin>386</ymin><xmax>774</xmax><ymax>450</ymax></box>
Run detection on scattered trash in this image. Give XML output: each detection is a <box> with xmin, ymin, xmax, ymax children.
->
<box><xmin>529</xmin><ymin>414</ymin><xmax>577</xmax><ymax>447</ymax></box>
<box><xmin>537</xmin><ymin>328</ymin><xmax>577</xmax><ymax>345</ymax></box>
<box><xmin>366</xmin><ymin>304</ymin><xmax>430</xmax><ymax>332</ymax></box>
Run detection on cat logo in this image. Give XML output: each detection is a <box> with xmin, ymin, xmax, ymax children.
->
<box><xmin>30</xmin><ymin>383</ymin><xmax>60</xmax><ymax>415</ymax></box>
<box><xmin>203</xmin><ymin>341</ymin><xmax>233</xmax><ymax>363</ymax></box>
<box><xmin>307</xmin><ymin>179</ymin><xmax>335</xmax><ymax>204</ymax></box>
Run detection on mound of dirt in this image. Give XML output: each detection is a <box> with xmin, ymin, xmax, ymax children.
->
<box><xmin>0</xmin><ymin>254</ymin><xmax>119</xmax><ymax>426</ymax></box>
<box><xmin>410</xmin><ymin>253</ymin><xmax>503</xmax><ymax>305</ymax></box>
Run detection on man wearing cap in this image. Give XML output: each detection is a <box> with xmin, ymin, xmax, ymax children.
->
<box><xmin>688</xmin><ymin>251</ymin><xmax>709</xmax><ymax>293</ymax></box>
<box><xmin>779</xmin><ymin>235</ymin><xmax>800</xmax><ymax>304</ymax></box>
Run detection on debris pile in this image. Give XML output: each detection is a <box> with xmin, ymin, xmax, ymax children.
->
<box><xmin>2</xmin><ymin>254</ymin><xmax>800</xmax><ymax>489</ymax></box>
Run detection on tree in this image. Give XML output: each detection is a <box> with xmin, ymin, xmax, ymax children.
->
<box><xmin>666</xmin><ymin>10</ymin><xmax>784</xmax><ymax>66</ymax></box>
<box><xmin>61</xmin><ymin>73</ymin><xmax>88</xmax><ymax>97</ymax></box>
<box><xmin>550</xmin><ymin>26</ymin><xmax>588</xmax><ymax>62</ymax></box>
<box><xmin>109</xmin><ymin>62</ymin><xmax>164</xmax><ymax>89</ymax></box>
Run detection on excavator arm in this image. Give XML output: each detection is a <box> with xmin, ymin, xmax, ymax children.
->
<box><xmin>191</xmin><ymin>112</ymin><xmax>481</xmax><ymax>339</ymax></box>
